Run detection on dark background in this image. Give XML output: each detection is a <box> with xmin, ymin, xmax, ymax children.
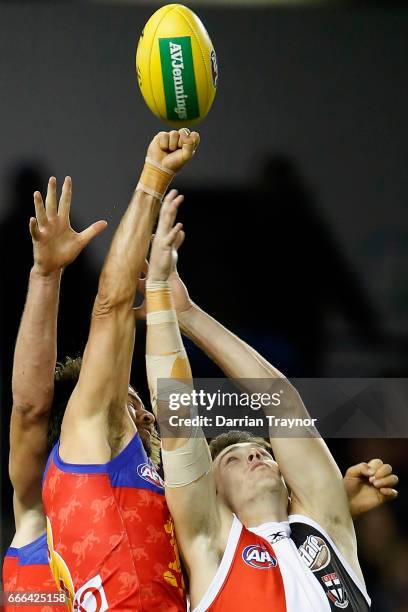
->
<box><xmin>0</xmin><ymin>1</ymin><xmax>407</xmax><ymax>609</ymax></box>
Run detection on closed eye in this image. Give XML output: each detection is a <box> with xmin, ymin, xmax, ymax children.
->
<box><xmin>227</xmin><ymin>456</ymin><xmax>237</xmax><ymax>464</ymax></box>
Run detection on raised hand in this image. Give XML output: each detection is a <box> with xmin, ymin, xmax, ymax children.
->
<box><xmin>146</xmin><ymin>129</ymin><xmax>200</xmax><ymax>173</ymax></box>
<box><xmin>148</xmin><ymin>190</ymin><xmax>185</xmax><ymax>282</ymax></box>
<box><xmin>344</xmin><ymin>458</ymin><xmax>399</xmax><ymax>519</ymax></box>
<box><xmin>30</xmin><ymin>176</ymin><xmax>107</xmax><ymax>276</ymax></box>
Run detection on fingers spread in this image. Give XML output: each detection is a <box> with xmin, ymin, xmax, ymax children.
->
<box><xmin>45</xmin><ymin>176</ymin><xmax>57</xmax><ymax>218</ymax></box>
<box><xmin>33</xmin><ymin>191</ymin><xmax>47</xmax><ymax>229</ymax></box>
<box><xmin>58</xmin><ymin>176</ymin><xmax>72</xmax><ymax>219</ymax></box>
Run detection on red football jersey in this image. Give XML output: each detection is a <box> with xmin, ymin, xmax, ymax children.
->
<box><xmin>2</xmin><ymin>533</ymin><xmax>61</xmax><ymax>611</ymax></box>
<box><xmin>42</xmin><ymin>433</ymin><xmax>186</xmax><ymax>611</ymax></box>
<box><xmin>192</xmin><ymin>516</ymin><xmax>370</xmax><ymax>612</ymax></box>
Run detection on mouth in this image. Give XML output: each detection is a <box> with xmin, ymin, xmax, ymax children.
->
<box><xmin>250</xmin><ymin>461</ymin><xmax>266</xmax><ymax>472</ymax></box>
<box><xmin>139</xmin><ymin>426</ymin><xmax>152</xmax><ymax>440</ymax></box>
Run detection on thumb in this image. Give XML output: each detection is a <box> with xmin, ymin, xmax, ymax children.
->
<box><xmin>181</xmin><ymin>142</ymin><xmax>195</xmax><ymax>162</ymax></box>
<box><xmin>80</xmin><ymin>220</ymin><xmax>108</xmax><ymax>245</ymax></box>
<box><xmin>367</xmin><ymin>458</ymin><xmax>384</xmax><ymax>473</ymax></box>
<box><xmin>29</xmin><ymin>217</ymin><xmax>41</xmax><ymax>241</ymax></box>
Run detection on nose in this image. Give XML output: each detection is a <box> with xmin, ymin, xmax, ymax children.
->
<box><xmin>248</xmin><ymin>450</ymin><xmax>262</xmax><ymax>463</ymax></box>
<box><xmin>137</xmin><ymin>408</ymin><xmax>155</xmax><ymax>425</ymax></box>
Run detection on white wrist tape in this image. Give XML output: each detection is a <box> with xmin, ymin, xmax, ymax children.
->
<box><xmin>162</xmin><ymin>434</ymin><xmax>212</xmax><ymax>488</ymax></box>
<box><xmin>136</xmin><ymin>157</ymin><xmax>175</xmax><ymax>201</ymax></box>
<box><xmin>145</xmin><ymin>156</ymin><xmax>175</xmax><ymax>176</ymax></box>
<box><xmin>146</xmin><ymin>279</ymin><xmax>171</xmax><ymax>291</ymax></box>
<box><xmin>146</xmin><ymin>310</ymin><xmax>178</xmax><ymax>325</ymax></box>
<box><xmin>136</xmin><ymin>182</ymin><xmax>164</xmax><ymax>201</ymax></box>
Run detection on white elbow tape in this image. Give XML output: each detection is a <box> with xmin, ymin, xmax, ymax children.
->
<box><xmin>162</xmin><ymin>434</ymin><xmax>212</xmax><ymax>488</ymax></box>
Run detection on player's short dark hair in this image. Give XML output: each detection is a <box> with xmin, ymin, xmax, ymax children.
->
<box><xmin>209</xmin><ymin>430</ymin><xmax>273</xmax><ymax>461</ymax></box>
<box><xmin>47</xmin><ymin>356</ymin><xmax>82</xmax><ymax>453</ymax></box>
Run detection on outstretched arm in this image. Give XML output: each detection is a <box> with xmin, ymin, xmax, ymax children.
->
<box><xmin>61</xmin><ymin>130</ymin><xmax>199</xmax><ymax>462</ymax></box>
<box><xmin>169</xmin><ymin>272</ymin><xmax>361</xmax><ymax>576</ymax></box>
<box><xmin>145</xmin><ymin>204</ymin><xmax>219</xmax><ymax>579</ymax></box>
<box><xmin>10</xmin><ymin>176</ymin><xmax>106</xmax><ymax>524</ymax></box>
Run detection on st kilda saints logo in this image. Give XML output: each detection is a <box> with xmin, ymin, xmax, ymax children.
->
<box><xmin>322</xmin><ymin>572</ymin><xmax>349</xmax><ymax>609</ymax></box>
<box><xmin>137</xmin><ymin>463</ymin><xmax>164</xmax><ymax>488</ymax></box>
<box><xmin>242</xmin><ymin>544</ymin><xmax>278</xmax><ymax>569</ymax></box>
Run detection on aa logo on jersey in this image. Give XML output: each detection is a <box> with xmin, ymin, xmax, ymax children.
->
<box><xmin>322</xmin><ymin>572</ymin><xmax>349</xmax><ymax>609</ymax></box>
<box><xmin>242</xmin><ymin>544</ymin><xmax>278</xmax><ymax>569</ymax></box>
<box><xmin>137</xmin><ymin>463</ymin><xmax>164</xmax><ymax>488</ymax></box>
<box><xmin>298</xmin><ymin>535</ymin><xmax>331</xmax><ymax>573</ymax></box>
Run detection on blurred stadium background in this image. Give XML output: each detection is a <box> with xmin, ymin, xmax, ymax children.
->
<box><xmin>0</xmin><ymin>0</ymin><xmax>407</xmax><ymax>609</ymax></box>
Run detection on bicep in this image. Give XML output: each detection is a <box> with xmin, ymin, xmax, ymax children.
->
<box><xmin>64</xmin><ymin>299</ymin><xmax>135</xmax><ymax>423</ymax></box>
<box><xmin>165</xmin><ymin>469</ymin><xmax>221</xmax><ymax>555</ymax></box>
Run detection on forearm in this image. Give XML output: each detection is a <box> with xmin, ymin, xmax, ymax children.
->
<box><xmin>146</xmin><ymin>282</ymin><xmax>192</xmax><ymax>397</ymax></box>
<box><xmin>12</xmin><ymin>267</ymin><xmax>61</xmax><ymax>412</ymax></box>
<box><xmin>97</xmin><ymin>189</ymin><xmax>160</xmax><ymax>309</ymax></box>
<box><xmin>146</xmin><ymin>282</ymin><xmax>193</xmax><ymax>448</ymax></box>
<box><xmin>179</xmin><ymin>304</ymin><xmax>284</xmax><ymax>380</ymax></box>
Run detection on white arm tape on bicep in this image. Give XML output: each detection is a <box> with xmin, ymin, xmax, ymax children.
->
<box><xmin>161</xmin><ymin>434</ymin><xmax>212</xmax><ymax>488</ymax></box>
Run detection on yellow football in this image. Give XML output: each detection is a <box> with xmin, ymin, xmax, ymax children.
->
<box><xmin>136</xmin><ymin>4</ymin><xmax>218</xmax><ymax>126</ymax></box>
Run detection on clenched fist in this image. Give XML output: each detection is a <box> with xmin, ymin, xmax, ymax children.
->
<box><xmin>146</xmin><ymin>129</ymin><xmax>200</xmax><ymax>173</ymax></box>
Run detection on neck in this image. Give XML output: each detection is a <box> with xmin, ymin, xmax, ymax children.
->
<box><xmin>236</xmin><ymin>492</ymin><xmax>287</xmax><ymax>528</ymax></box>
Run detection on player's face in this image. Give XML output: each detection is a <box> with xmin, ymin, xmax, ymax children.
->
<box><xmin>213</xmin><ymin>443</ymin><xmax>288</xmax><ymax>513</ymax></box>
<box><xmin>127</xmin><ymin>388</ymin><xmax>155</xmax><ymax>455</ymax></box>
